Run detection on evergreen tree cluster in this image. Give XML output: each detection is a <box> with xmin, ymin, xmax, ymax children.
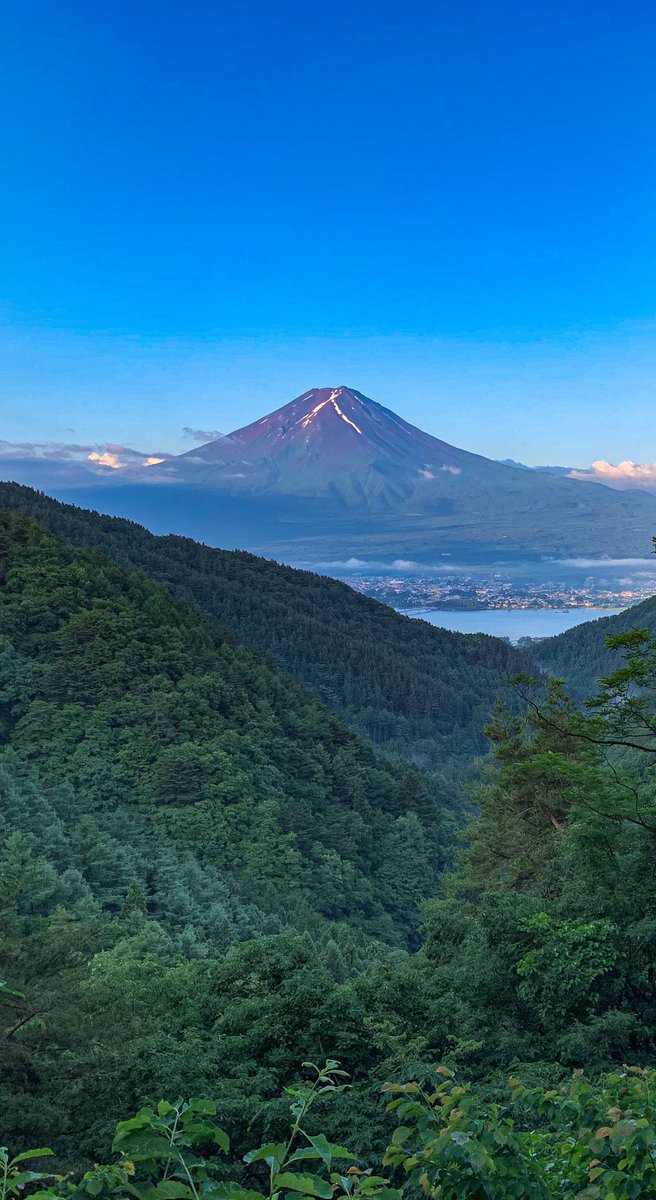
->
<box><xmin>0</xmin><ymin>484</ymin><xmax>525</xmax><ymax>797</ymax></box>
<box><xmin>3</xmin><ymin>488</ymin><xmax>656</xmax><ymax>1184</ymax></box>
<box><xmin>0</xmin><ymin>510</ymin><xmax>446</xmax><ymax>948</ymax></box>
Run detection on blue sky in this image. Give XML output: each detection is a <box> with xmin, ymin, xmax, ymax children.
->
<box><xmin>1</xmin><ymin>0</ymin><xmax>655</xmax><ymax>464</ymax></box>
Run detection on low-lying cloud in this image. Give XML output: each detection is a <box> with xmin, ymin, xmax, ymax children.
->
<box><xmin>569</xmin><ymin>460</ymin><xmax>656</xmax><ymax>492</ymax></box>
<box><xmin>0</xmin><ymin>439</ymin><xmax>173</xmax><ymax>488</ymax></box>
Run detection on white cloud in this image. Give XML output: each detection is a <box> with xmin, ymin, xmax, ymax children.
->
<box><xmin>88</xmin><ymin>451</ymin><xmax>125</xmax><ymax>469</ymax></box>
<box><xmin>569</xmin><ymin>460</ymin><xmax>656</xmax><ymax>492</ymax></box>
<box><xmin>0</xmin><ymin>438</ymin><xmax>175</xmax><ymax>488</ymax></box>
<box><xmin>441</xmin><ymin>464</ymin><xmax>461</xmax><ymax>475</ymax></box>
<box><xmin>553</xmin><ymin>556</ymin><xmax>656</xmax><ymax>567</ymax></box>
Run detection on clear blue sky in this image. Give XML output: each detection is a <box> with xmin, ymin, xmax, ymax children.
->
<box><xmin>2</xmin><ymin>0</ymin><xmax>655</xmax><ymax>464</ymax></box>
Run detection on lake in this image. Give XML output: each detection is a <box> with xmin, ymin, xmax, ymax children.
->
<box><xmin>403</xmin><ymin>607</ymin><xmax>622</xmax><ymax>642</ymax></box>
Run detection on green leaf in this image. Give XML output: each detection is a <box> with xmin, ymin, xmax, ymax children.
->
<box><xmin>184</xmin><ymin>1100</ymin><xmax>218</xmax><ymax>1118</ymax></box>
<box><xmin>273</xmin><ymin>1172</ymin><xmax>334</xmax><ymax>1198</ymax></box>
<box><xmin>179</xmin><ymin>1121</ymin><xmax>229</xmax><ymax>1152</ymax></box>
<box><xmin>113</xmin><ymin>1133</ymin><xmax>176</xmax><ymax>1160</ymax></box>
<box><xmin>10</xmin><ymin>1150</ymin><xmax>54</xmax><ymax>1165</ymax></box>
<box><xmin>305</xmin><ymin>1137</ymin><xmax>330</xmax><ymax>1166</ymax></box>
<box><xmin>305</xmin><ymin>1135</ymin><xmax>354</xmax><ymax>1168</ymax></box>
<box><xmin>22</xmin><ymin>1193</ymin><xmax>63</xmax><ymax>1200</ymax></box>
<box><xmin>140</xmin><ymin>1184</ymin><xmax>194</xmax><ymax>1200</ymax></box>
<box><xmin>116</xmin><ymin>1109</ymin><xmax>155</xmax><ymax>1133</ymax></box>
<box><xmin>289</xmin><ymin>1145</ymin><xmax>354</xmax><ymax>1167</ymax></box>
<box><xmin>243</xmin><ymin>1142</ymin><xmax>286</xmax><ymax>1169</ymax></box>
<box><xmin>202</xmin><ymin>1188</ymin><xmax>262</xmax><ymax>1200</ymax></box>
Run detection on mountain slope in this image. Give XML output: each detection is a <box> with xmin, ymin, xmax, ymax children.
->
<box><xmin>525</xmin><ymin>591</ymin><xmax>656</xmax><ymax>699</ymax></box>
<box><xmin>68</xmin><ymin>385</ymin><xmax>656</xmax><ymax>561</ymax></box>
<box><xmin>0</xmin><ymin>509</ymin><xmax>452</xmax><ymax>946</ymax></box>
<box><xmin>173</xmin><ymin>385</ymin><xmax>480</xmax><ymax>507</ymax></box>
<box><xmin>0</xmin><ymin>483</ymin><xmax>526</xmax><ymax>793</ymax></box>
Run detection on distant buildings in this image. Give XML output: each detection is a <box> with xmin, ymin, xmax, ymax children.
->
<box><xmin>338</xmin><ymin>571</ymin><xmax>652</xmax><ymax>612</ymax></box>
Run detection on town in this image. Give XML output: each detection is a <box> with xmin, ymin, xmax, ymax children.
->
<box><xmin>338</xmin><ymin>570</ymin><xmax>655</xmax><ymax>612</ymax></box>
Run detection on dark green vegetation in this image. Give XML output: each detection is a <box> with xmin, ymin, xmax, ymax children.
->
<box><xmin>0</xmin><ymin>483</ymin><xmax>524</xmax><ymax>796</ymax></box>
<box><xmin>0</xmin><ymin>510</ymin><xmax>447</xmax><ymax>946</ymax></box>
<box><xmin>7</xmin><ymin>1060</ymin><xmax>656</xmax><ymax>1200</ymax></box>
<box><xmin>3</xmin><ymin>489</ymin><xmax>656</xmax><ymax>1192</ymax></box>
<box><xmin>526</xmin><ymin>582</ymin><xmax>656</xmax><ymax>699</ymax></box>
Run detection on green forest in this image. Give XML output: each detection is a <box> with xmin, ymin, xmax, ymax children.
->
<box><xmin>3</xmin><ymin>488</ymin><xmax>656</xmax><ymax>1197</ymax></box>
<box><xmin>0</xmin><ymin>484</ymin><xmax>525</xmax><ymax>799</ymax></box>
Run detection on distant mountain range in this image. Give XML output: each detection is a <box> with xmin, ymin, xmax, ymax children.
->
<box><xmin>498</xmin><ymin>458</ymin><xmax>656</xmax><ymax>492</ymax></box>
<box><xmin>498</xmin><ymin>459</ymin><xmax>574</xmax><ymax>476</ymax></box>
<box><xmin>5</xmin><ymin>386</ymin><xmax>656</xmax><ymax>562</ymax></box>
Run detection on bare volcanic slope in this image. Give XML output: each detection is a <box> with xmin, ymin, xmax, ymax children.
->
<box><xmin>174</xmin><ymin>386</ymin><xmax>472</xmax><ymax>507</ymax></box>
<box><xmin>164</xmin><ymin>386</ymin><xmax>656</xmax><ymax>561</ymax></box>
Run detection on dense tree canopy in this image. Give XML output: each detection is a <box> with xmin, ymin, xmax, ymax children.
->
<box><xmin>0</xmin><ymin>484</ymin><xmax>525</xmax><ymax>796</ymax></box>
<box><xmin>3</xmin><ymin>493</ymin><xmax>656</xmax><ymax>1190</ymax></box>
<box><xmin>0</xmin><ymin>510</ymin><xmax>448</xmax><ymax>947</ymax></box>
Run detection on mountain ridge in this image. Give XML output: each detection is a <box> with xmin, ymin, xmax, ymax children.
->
<box><xmin>7</xmin><ymin>386</ymin><xmax>656</xmax><ymax>561</ymax></box>
<box><xmin>171</xmin><ymin>385</ymin><xmax>482</xmax><ymax>508</ymax></box>
<box><xmin>0</xmin><ymin>481</ymin><xmax>527</xmax><ymax>795</ymax></box>
<box><xmin>143</xmin><ymin>386</ymin><xmax>656</xmax><ymax>559</ymax></box>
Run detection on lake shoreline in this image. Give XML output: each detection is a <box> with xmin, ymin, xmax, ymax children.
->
<box><xmin>401</xmin><ymin>606</ymin><xmax>624</xmax><ymax>643</ymax></box>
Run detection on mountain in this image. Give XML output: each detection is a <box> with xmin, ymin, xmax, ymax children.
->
<box><xmin>0</xmin><ymin>483</ymin><xmax>526</xmax><ymax>795</ymax></box>
<box><xmin>4</xmin><ymin>502</ymin><xmax>655</xmax><ymax>1169</ymax></box>
<box><xmin>0</xmin><ymin>507</ymin><xmax>455</xmax><ymax>948</ymax></box>
<box><xmin>525</xmin><ymin>590</ymin><xmax>656</xmax><ymax>700</ymax></box>
<box><xmin>498</xmin><ymin>458</ymin><xmax>575</xmax><ymax>477</ymax></box>
<box><xmin>53</xmin><ymin>386</ymin><xmax>656</xmax><ymax>562</ymax></box>
<box><xmin>173</xmin><ymin>385</ymin><xmax>475</xmax><ymax>507</ymax></box>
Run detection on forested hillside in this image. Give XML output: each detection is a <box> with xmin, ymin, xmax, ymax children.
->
<box><xmin>4</xmin><ymin>499</ymin><xmax>656</xmax><ymax>1179</ymax></box>
<box><xmin>526</xmin><ymin>586</ymin><xmax>656</xmax><ymax>698</ymax></box>
<box><xmin>0</xmin><ymin>484</ymin><xmax>524</xmax><ymax>796</ymax></box>
<box><xmin>0</xmin><ymin>511</ymin><xmax>447</xmax><ymax>948</ymax></box>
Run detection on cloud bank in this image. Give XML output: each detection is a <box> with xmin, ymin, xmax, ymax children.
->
<box><xmin>569</xmin><ymin>460</ymin><xmax>656</xmax><ymax>492</ymax></box>
<box><xmin>0</xmin><ymin>439</ymin><xmax>174</xmax><ymax>489</ymax></box>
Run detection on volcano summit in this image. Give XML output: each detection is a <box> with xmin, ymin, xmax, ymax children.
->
<box><xmin>173</xmin><ymin>386</ymin><xmax>473</xmax><ymax>508</ymax></box>
<box><xmin>49</xmin><ymin>386</ymin><xmax>656</xmax><ymax>563</ymax></box>
<box><xmin>142</xmin><ymin>386</ymin><xmax>656</xmax><ymax>562</ymax></box>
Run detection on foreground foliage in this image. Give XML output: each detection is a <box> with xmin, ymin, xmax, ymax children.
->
<box><xmin>6</xmin><ymin>1062</ymin><xmax>656</xmax><ymax>1200</ymax></box>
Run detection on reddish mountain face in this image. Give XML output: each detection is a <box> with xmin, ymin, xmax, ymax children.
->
<box><xmin>175</xmin><ymin>386</ymin><xmax>489</xmax><ymax>506</ymax></box>
<box><xmin>159</xmin><ymin>385</ymin><xmax>656</xmax><ymax>560</ymax></box>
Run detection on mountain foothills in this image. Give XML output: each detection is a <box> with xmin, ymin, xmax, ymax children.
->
<box><xmin>3</xmin><ymin>490</ymin><xmax>656</xmax><ymax>1194</ymax></box>
<box><xmin>0</xmin><ymin>509</ymin><xmax>452</xmax><ymax>945</ymax></box>
<box><xmin>525</xmin><ymin>584</ymin><xmax>656</xmax><ymax>699</ymax></box>
<box><xmin>60</xmin><ymin>386</ymin><xmax>656</xmax><ymax>561</ymax></box>
<box><xmin>0</xmin><ymin>483</ymin><xmax>524</xmax><ymax>794</ymax></box>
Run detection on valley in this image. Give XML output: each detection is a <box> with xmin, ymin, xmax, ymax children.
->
<box><xmin>5</xmin><ymin>3</ymin><xmax>656</xmax><ymax>1191</ymax></box>
<box><xmin>322</xmin><ymin>556</ymin><xmax>656</xmax><ymax>639</ymax></box>
<box><xmin>3</xmin><ymin>483</ymin><xmax>656</xmax><ymax>1193</ymax></box>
